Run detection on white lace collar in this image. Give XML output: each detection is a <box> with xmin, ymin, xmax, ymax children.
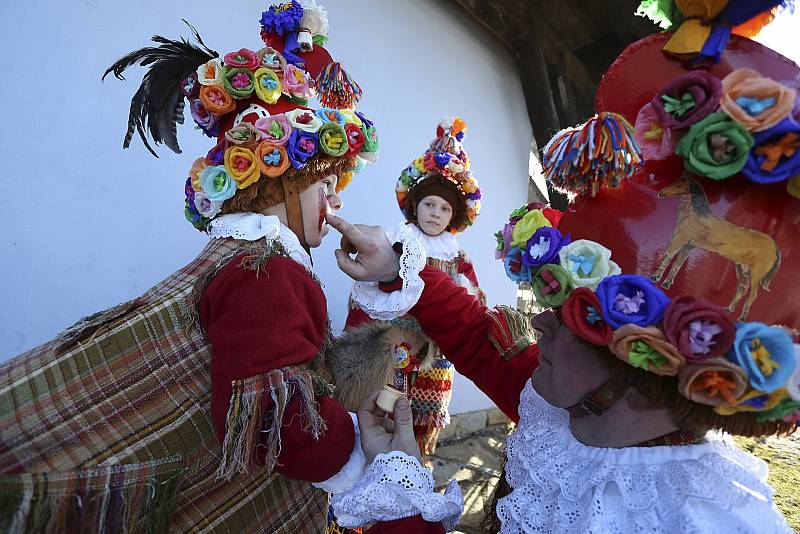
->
<box><xmin>208</xmin><ymin>213</ymin><xmax>312</xmax><ymax>271</ymax></box>
<box><xmin>401</xmin><ymin>222</ymin><xmax>459</xmax><ymax>261</ymax></box>
<box><xmin>497</xmin><ymin>380</ymin><xmax>791</xmax><ymax>533</ymax></box>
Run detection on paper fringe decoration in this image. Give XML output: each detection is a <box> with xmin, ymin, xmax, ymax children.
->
<box><xmin>486</xmin><ymin>305</ymin><xmax>535</xmax><ymax>360</ymax></box>
<box><xmin>542</xmin><ymin>112</ymin><xmax>642</xmax><ymax>197</ymax></box>
<box><xmin>316</xmin><ymin>62</ymin><xmax>362</xmax><ymax>109</ymax></box>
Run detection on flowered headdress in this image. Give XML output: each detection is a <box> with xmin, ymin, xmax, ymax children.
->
<box><xmin>498</xmin><ymin>24</ymin><xmax>800</xmax><ymax>430</ymax></box>
<box><xmin>395</xmin><ymin>117</ymin><xmax>481</xmax><ymax>234</ymax></box>
<box><xmin>104</xmin><ymin>1</ymin><xmax>379</xmax><ymax>245</ymax></box>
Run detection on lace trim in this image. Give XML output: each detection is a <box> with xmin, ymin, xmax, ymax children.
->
<box><xmin>312</xmin><ymin>413</ymin><xmax>366</xmax><ymax>495</ymax></box>
<box><xmin>349</xmin><ymin>224</ymin><xmax>426</xmax><ymax>321</ymax></box>
<box><xmin>497</xmin><ymin>381</ymin><xmax>792</xmax><ymax>533</ymax></box>
<box><xmin>208</xmin><ymin>213</ymin><xmax>312</xmax><ymax>270</ymax></box>
<box><xmin>331</xmin><ymin>451</ymin><xmax>463</xmax><ymax>531</ymax></box>
<box><xmin>405</xmin><ymin>222</ymin><xmax>460</xmax><ymax>261</ymax></box>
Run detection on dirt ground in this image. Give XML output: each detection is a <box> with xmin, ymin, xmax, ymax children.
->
<box><xmin>430</xmin><ymin>424</ymin><xmax>800</xmax><ymax>533</ymax></box>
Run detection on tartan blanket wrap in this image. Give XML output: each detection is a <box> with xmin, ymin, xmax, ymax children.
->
<box><xmin>0</xmin><ymin>238</ymin><xmax>329</xmax><ymax>534</ymax></box>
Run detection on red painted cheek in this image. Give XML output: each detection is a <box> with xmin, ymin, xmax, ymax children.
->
<box><xmin>318</xmin><ymin>188</ymin><xmax>328</xmax><ymax>232</ymax></box>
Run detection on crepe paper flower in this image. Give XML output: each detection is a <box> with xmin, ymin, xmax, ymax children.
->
<box><xmin>199</xmin><ymin>85</ymin><xmax>235</xmax><ymax>116</ymax></box>
<box><xmin>714</xmin><ymin>388</ymin><xmax>787</xmax><ymax>415</ymax></box>
<box><xmin>676</xmin><ymin>112</ymin><xmax>754</xmax><ymax>180</ymax></box>
<box><xmin>503</xmin><ymin>247</ymin><xmax>532</xmax><ymax>283</ymax></box>
<box><xmin>315</xmin><ymin>107</ymin><xmax>346</xmax><ymax>127</ymax></box>
<box><xmin>253</xmin><ymin>68</ymin><xmax>282</xmax><ymax>104</ymax></box>
<box><xmin>189</xmin><ymin>157</ymin><xmax>208</xmax><ymax>192</ymax></box>
<box><xmin>254</xmin><ymin>114</ymin><xmax>292</xmax><ymax>146</ymax></box>
<box><xmin>193</xmin><ymin>191</ymin><xmax>223</xmax><ymax>219</ymax></box>
<box><xmin>788</xmin><ymin>345</ymin><xmax>800</xmax><ymax>401</ymax></box>
<box><xmin>634</xmin><ymin>103</ymin><xmax>678</xmax><ymax>161</ymax></box>
<box><xmin>720</xmin><ymin>68</ymin><xmax>796</xmax><ymax>132</ymax></box>
<box><xmin>224</xmin><ymin>123</ymin><xmax>261</xmax><ymax>151</ymax></box>
<box><xmin>206</xmin><ymin>139</ymin><xmax>229</xmax><ymax>166</ymax></box>
<box><xmin>662</xmin><ymin>295</ymin><xmax>736</xmax><ymax>363</ymax></box>
<box><xmin>727</xmin><ymin>322</ymin><xmax>796</xmax><ymax>393</ymax></box>
<box><xmin>257</xmin><ymin>47</ymin><xmax>288</xmax><ymax>73</ymax></box>
<box><xmin>522</xmin><ymin>226</ymin><xmax>570</xmax><ymax>269</ymax></box>
<box><xmin>317</xmin><ymin>122</ymin><xmax>348</xmax><ymax>157</ymax></box>
<box><xmin>224</xmin><ymin>146</ymin><xmax>260</xmax><ymax>189</ymax></box>
<box><xmin>355</xmin><ymin>111</ymin><xmax>373</xmax><ymax>129</ymax></box>
<box><xmin>340</xmin><ymin>109</ymin><xmax>364</xmax><ymax>128</ymax></box>
<box><xmin>260</xmin><ymin>0</ymin><xmax>303</xmax><ymax>36</ymax></box>
<box><xmin>495</xmin><ymin>222</ymin><xmax>515</xmax><ymax>260</ymax></box>
<box><xmin>742</xmin><ymin>118</ymin><xmax>800</xmax><ymax>184</ymax></box>
<box><xmin>597</xmin><ymin>274</ymin><xmax>670</xmax><ymax>329</ymax></box>
<box><xmin>286</xmin><ymin>130</ymin><xmax>318</xmax><ymax>169</ymax></box>
<box><xmin>610</xmin><ymin>324</ymin><xmax>685</xmax><ymax>376</ymax></box>
<box><xmin>651</xmin><ymin>71</ymin><xmax>722</xmax><ymax>129</ymax></box>
<box><xmin>286</xmin><ymin>108</ymin><xmax>323</xmax><ymax>133</ymax></box>
<box><xmin>189</xmin><ymin>99</ymin><xmax>219</xmax><ymax>137</ymax></box>
<box><xmin>510</xmin><ymin>209</ymin><xmax>552</xmax><ymax>247</ymax></box>
<box><xmin>255</xmin><ymin>142</ymin><xmax>291</xmax><ymax>178</ymax></box>
<box><xmin>756</xmin><ymin>395</ymin><xmax>800</xmax><ymax>422</ymax></box>
<box><xmin>199</xmin><ymin>165</ymin><xmax>237</xmax><ymax>201</ymax></box>
<box><xmin>181</xmin><ymin>72</ymin><xmax>200</xmax><ymax>99</ymax></box>
<box><xmin>223</xmin><ymin>48</ymin><xmax>260</xmax><ymax>70</ymax></box>
<box><xmin>558</xmin><ymin>240</ymin><xmax>621</xmax><ymax>291</ymax></box>
<box><xmin>197</xmin><ymin>58</ymin><xmax>224</xmax><ymax>87</ymax></box>
<box><xmin>283</xmin><ymin>64</ymin><xmax>313</xmax><ymax>99</ymax></box>
<box><xmin>678</xmin><ymin>358</ymin><xmax>749</xmax><ymax>406</ymax></box>
<box><xmin>184</xmin><ymin>199</ymin><xmax>211</xmax><ymax>230</ymax></box>
<box><xmin>184</xmin><ymin>176</ymin><xmax>195</xmax><ymax>201</ymax></box>
<box><xmin>531</xmin><ymin>264</ymin><xmax>573</xmax><ymax>308</ymax></box>
<box><xmin>223</xmin><ymin>68</ymin><xmax>256</xmax><ymax>100</ymax></box>
<box><xmin>561</xmin><ymin>287</ymin><xmax>612</xmax><ymax>345</ymax></box>
<box><xmin>362</xmin><ymin>125</ymin><xmax>379</xmax><ymax>153</ymax></box>
<box><xmin>344</xmin><ymin>123</ymin><xmax>365</xmax><ymax>157</ymax></box>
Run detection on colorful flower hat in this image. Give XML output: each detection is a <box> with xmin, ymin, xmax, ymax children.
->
<box><xmin>497</xmin><ymin>31</ymin><xmax>800</xmax><ymax>431</ymax></box>
<box><xmin>395</xmin><ymin>117</ymin><xmax>481</xmax><ymax>234</ymax></box>
<box><xmin>105</xmin><ymin>0</ymin><xmax>379</xmax><ymax>233</ymax></box>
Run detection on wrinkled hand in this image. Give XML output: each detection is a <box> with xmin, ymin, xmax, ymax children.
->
<box><xmin>326</xmin><ymin>214</ymin><xmax>400</xmax><ymax>283</ymax></box>
<box><xmin>357</xmin><ymin>390</ymin><xmax>422</xmax><ymax>465</ymax></box>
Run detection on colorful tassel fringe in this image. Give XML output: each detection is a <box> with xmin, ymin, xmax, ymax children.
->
<box><xmin>486</xmin><ymin>305</ymin><xmax>535</xmax><ymax>360</ymax></box>
<box><xmin>542</xmin><ymin>112</ymin><xmax>642</xmax><ymax>197</ymax></box>
<box><xmin>316</xmin><ymin>62</ymin><xmax>362</xmax><ymax>109</ymax></box>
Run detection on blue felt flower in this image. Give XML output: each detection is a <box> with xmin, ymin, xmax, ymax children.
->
<box><xmin>287</xmin><ymin>130</ymin><xmax>318</xmax><ymax>169</ymax></box>
<box><xmin>522</xmin><ymin>226</ymin><xmax>570</xmax><ymax>268</ymax></box>
<box><xmin>742</xmin><ymin>117</ymin><xmax>800</xmax><ymax>184</ymax></box>
<box><xmin>503</xmin><ymin>247</ymin><xmax>532</xmax><ymax>283</ymax></box>
<box><xmin>199</xmin><ymin>165</ymin><xmax>237</xmax><ymax>202</ymax></box>
<box><xmin>726</xmin><ymin>322</ymin><xmax>796</xmax><ymax>393</ymax></box>
<box><xmin>596</xmin><ymin>274</ymin><xmax>671</xmax><ymax>329</ymax></box>
<box><xmin>316</xmin><ymin>107</ymin><xmax>346</xmax><ymax>127</ymax></box>
<box><xmin>260</xmin><ymin>1</ymin><xmax>303</xmax><ymax>35</ymax></box>
<box><xmin>434</xmin><ymin>151</ymin><xmax>451</xmax><ymax>167</ymax></box>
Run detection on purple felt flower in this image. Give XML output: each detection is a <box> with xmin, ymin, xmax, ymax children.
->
<box><xmin>522</xmin><ymin>226</ymin><xmax>570</xmax><ymax>268</ymax></box>
<box><xmin>651</xmin><ymin>71</ymin><xmax>722</xmax><ymax>129</ymax></box>
<box><xmin>190</xmin><ymin>99</ymin><xmax>219</xmax><ymax>138</ymax></box>
<box><xmin>206</xmin><ymin>140</ymin><xmax>228</xmax><ymax>165</ymax></box>
<box><xmin>287</xmin><ymin>129</ymin><xmax>318</xmax><ymax>169</ymax></box>
<box><xmin>181</xmin><ymin>72</ymin><xmax>200</xmax><ymax>99</ymax></box>
<box><xmin>741</xmin><ymin>117</ymin><xmax>800</xmax><ymax>184</ymax></box>
<box><xmin>260</xmin><ymin>1</ymin><xmax>304</xmax><ymax>35</ymax></box>
<box><xmin>596</xmin><ymin>274</ymin><xmax>671</xmax><ymax>329</ymax></box>
<box><xmin>356</xmin><ymin>111</ymin><xmax>374</xmax><ymax>128</ymax></box>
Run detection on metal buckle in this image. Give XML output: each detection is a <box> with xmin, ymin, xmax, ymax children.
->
<box><xmin>580</xmin><ymin>396</ymin><xmax>606</xmax><ymax>416</ymax></box>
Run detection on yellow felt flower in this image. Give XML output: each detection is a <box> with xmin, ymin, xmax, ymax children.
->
<box><xmin>714</xmin><ymin>388</ymin><xmax>787</xmax><ymax>415</ymax></box>
<box><xmin>224</xmin><ymin>146</ymin><xmax>261</xmax><ymax>189</ymax></box>
<box><xmin>254</xmin><ymin>68</ymin><xmax>282</xmax><ymax>104</ymax></box>
<box><xmin>511</xmin><ymin>210</ymin><xmax>552</xmax><ymax>247</ymax></box>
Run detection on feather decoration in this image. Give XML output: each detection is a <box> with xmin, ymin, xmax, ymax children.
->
<box><xmin>102</xmin><ymin>21</ymin><xmax>218</xmax><ymax>157</ymax></box>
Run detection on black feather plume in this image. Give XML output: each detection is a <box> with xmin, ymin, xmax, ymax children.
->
<box><xmin>103</xmin><ymin>21</ymin><xmax>218</xmax><ymax>157</ymax></box>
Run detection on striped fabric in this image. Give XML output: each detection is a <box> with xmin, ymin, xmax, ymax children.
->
<box><xmin>0</xmin><ymin>238</ymin><xmax>329</xmax><ymax>533</ymax></box>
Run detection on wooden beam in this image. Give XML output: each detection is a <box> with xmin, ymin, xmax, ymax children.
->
<box><xmin>515</xmin><ymin>39</ymin><xmax>560</xmax><ymax>149</ymax></box>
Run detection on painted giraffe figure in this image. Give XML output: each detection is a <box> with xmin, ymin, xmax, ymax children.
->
<box><xmin>650</xmin><ymin>174</ymin><xmax>781</xmax><ymax>319</ymax></box>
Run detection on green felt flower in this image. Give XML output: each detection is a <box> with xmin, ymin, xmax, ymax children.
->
<box><xmin>676</xmin><ymin>112</ymin><xmax>754</xmax><ymax>180</ymax></box>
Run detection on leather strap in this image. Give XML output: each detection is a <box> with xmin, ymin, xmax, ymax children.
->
<box><xmin>566</xmin><ymin>376</ymin><xmax>630</xmax><ymax>418</ymax></box>
<box><xmin>280</xmin><ymin>174</ymin><xmax>308</xmax><ymax>252</ymax></box>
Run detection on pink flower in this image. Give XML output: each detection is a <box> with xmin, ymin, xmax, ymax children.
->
<box><xmin>223</xmin><ymin>48</ymin><xmax>259</xmax><ymax>70</ymax></box>
<box><xmin>634</xmin><ymin>103</ymin><xmax>677</xmax><ymax>161</ymax></box>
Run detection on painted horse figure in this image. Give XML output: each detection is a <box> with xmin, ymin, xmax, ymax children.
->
<box><xmin>650</xmin><ymin>173</ymin><xmax>781</xmax><ymax>319</ymax></box>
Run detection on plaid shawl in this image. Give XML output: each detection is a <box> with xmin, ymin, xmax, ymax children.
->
<box><xmin>0</xmin><ymin>238</ymin><xmax>329</xmax><ymax>533</ymax></box>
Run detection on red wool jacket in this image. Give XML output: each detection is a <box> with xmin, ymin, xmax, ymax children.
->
<box><xmin>199</xmin><ymin>254</ymin><xmax>355</xmax><ymax>482</ymax></box>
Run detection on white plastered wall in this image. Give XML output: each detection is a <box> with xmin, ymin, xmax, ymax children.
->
<box><xmin>0</xmin><ymin>0</ymin><xmax>532</xmax><ymax>413</ymax></box>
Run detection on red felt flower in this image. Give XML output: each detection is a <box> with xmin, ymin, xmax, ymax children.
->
<box><xmin>542</xmin><ymin>207</ymin><xmax>563</xmax><ymax>228</ymax></box>
<box><xmin>345</xmin><ymin>123</ymin><xmax>366</xmax><ymax>157</ymax></box>
<box><xmin>662</xmin><ymin>295</ymin><xmax>736</xmax><ymax>363</ymax></box>
<box><xmin>561</xmin><ymin>287</ymin><xmax>612</xmax><ymax>345</ymax></box>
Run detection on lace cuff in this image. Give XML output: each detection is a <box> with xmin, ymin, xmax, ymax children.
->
<box><xmin>312</xmin><ymin>413</ymin><xmax>366</xmax><ymax>494</ymax></box>
<box><xmin>350</xmin><ymin>225</ymin><xmax>427</xmax><ymax>320</ymax></box>
<box><xmin>331</xmin><ymin>451</ymin><xmax>463</xmax><ymax>531</ymax></box>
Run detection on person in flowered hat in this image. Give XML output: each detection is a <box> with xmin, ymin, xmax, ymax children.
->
<box><xmin>0</xmin><ymin>2</ymin><xmax>417</xmax><ymax>532</ymax></box>
<box><xmin>318</xmin><ymin>3</ymin><xmax>799</xmax><ymax>532</ymax></box>
<box><xmin>345</xmin><ymin>117</ymin><xmax>485</xmax><ymax>468</ymax></box>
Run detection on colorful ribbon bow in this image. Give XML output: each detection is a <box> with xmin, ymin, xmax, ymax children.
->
<box><xmin>755</xmin><ymin>133</ymin><xmax>800</xmax><ymax>172</ymax></box>
<box><xmin>263</xmin><ymin>149</ymin><xmax>281</xmax><ymax>166</ymax></box>
<box><xmin>568</xmin><ymin>253</ymin><xmax>595</xmax><ymax>277</ymax></box>
<box><xmin>662</xmin><ymin>93</ymin><xmax>696</xmax><ymax>117</ymax></box>
<box><xmin>538</xmin><ymin>268</ymin><xmax>561</xmax><ymax>295</ymax></box>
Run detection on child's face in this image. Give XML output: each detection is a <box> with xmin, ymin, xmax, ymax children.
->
<box><xmin>416</xmin><ymin>195</ymin><xmax>453</xmax><ymax>236</ymax></box>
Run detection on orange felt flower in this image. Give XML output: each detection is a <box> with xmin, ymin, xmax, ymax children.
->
<box><xmin>255</xmin><ymin>142</ymin><xmax>290</xmax><ymax>178</ymax></box>
<box><xmin>678</xmin><ymin>358</ymin><xmax>749</xmax><ymax>406</ymax></box>
<box><xmin>609</xmin><ymin>324</ymin><xmax>685</xmax><ymax>376</ymax></box>
<box><xmin>720</xmin><ymin>68</ymin><xmax>796</xmax><ymax>132</ymax></box>
<box><xmin>200</xmin><ymin>85</ymin><xmax>235</xmax><ymax>116</ymax></box>
<box><xmin>190</xmin><ymin>157</ymin><xmax>208</xmax><ymax>192</ymax></box>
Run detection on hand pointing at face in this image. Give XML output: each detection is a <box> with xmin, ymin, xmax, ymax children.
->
<box><xmin>325</xmin><ymin>214</ymin><xmax>401</xmax><ymax>283</ymax></box>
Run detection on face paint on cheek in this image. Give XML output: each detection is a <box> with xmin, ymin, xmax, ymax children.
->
<box><xmin>318</xmin><ymin>187</ymin><xmax>329</xmax><ymax>232</ymax></box>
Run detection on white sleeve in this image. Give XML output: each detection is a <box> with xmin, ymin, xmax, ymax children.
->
<box><xmin>331</xmin><ymin>451</ymin><xmax>463</xmax><ymax>531</ymax></box>
<box><xmin>311</xmin><ymin>413</ymin><xmax>366</xmax><ymax>494</ymax></box>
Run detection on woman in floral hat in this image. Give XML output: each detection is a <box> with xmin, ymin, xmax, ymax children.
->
<box><xmin>346</xmin><ymin>117</ymin><xmax>485</xmax><ymax>468</ymax></box>
<box><xmin>323</xmin><ymin>5</ymin><xmax>799</xmax><ymax>532</ymax></box>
